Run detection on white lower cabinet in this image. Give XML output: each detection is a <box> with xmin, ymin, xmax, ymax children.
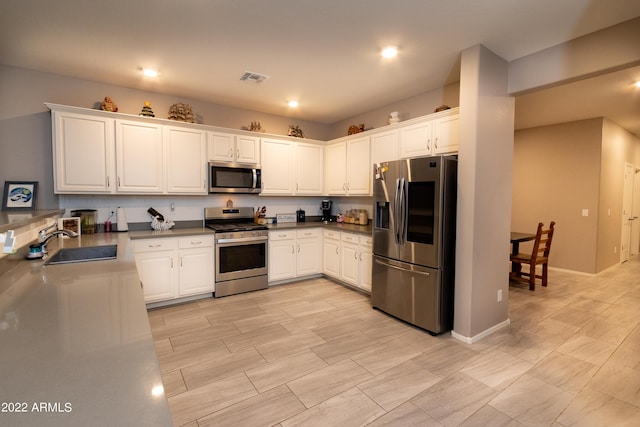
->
<box><xmin>133</xmin><ymin>235</ymin><xmax>214</xmax><ymax>304</ymax></box>
<box><xmin>268</xmin><ymin>230</ymin><xmax>296</xmax><ymax>281</ymax></box>
<box><xmin>322</xmin><ymin>230</ymin><xmax>341</xmax><ymax>279</ymax></box>
<box><xmin>322</xmin><ymin>230</ymin><xmax>372</xmax><ymax>292</ymax></box>
<box><xmin>358</xmin><ymin>235</ymin><xmax>373</xmax><ymax>292</ymax></box>
<box><xmin>269</xmin><ymin>228</ymin><xmax>322</xmax><ymax>282</ymax></box>
<box><xmin>296</xmin><ymin>229</ymin><xmax>322</xmax><ymax>276</ymax></box>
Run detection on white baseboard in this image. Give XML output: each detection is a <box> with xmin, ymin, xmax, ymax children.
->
<box><xmin>451</xmin><ymin>318</ymin><xmax>511</xmax><ymax>344</ymax></box>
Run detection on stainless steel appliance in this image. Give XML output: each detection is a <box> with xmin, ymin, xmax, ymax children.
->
<box><xmin>204</xmin><ymin>207</ymin><xmax>268</xmax><ymax>297</ymax></box>
<box><xmin>371</xmin><ymin>155</ymin><xmax>457</xmax><ymax>334</ymax></box>
<box><xmin>320</xmin><ymin>199</ymin><xmax>332</xmax><ymax>222</ymax></box>
<box><xmin>209</xmin><ymin>161</ymin><xmax>262</xmax><ymax>194</ymax></box>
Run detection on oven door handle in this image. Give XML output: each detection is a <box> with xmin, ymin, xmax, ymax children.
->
<box><xmin>216</xmin><ymin>236</ymin><xmax>268</xmax><ymax>244</ymax></box>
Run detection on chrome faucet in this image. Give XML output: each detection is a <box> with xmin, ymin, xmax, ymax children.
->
<box><xmin>37</xmin><ymin>223</ymin><xmax>79</xmax><ymax>253</ymax></box>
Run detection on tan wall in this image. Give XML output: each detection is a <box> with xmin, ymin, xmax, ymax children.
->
<box><xmin>328</xmin><ymin>83</ymin><xmax>460</xmax><ymax>139</ymax></box>
<box><xmin>512</xmin><ymin>119</ymin><xmax>602</xmax><ymax>274</ymax></box>
<box><xmin>598</xmin><ymin>119</ymin><xmax>640</xmax><ymax>271</ymax></box>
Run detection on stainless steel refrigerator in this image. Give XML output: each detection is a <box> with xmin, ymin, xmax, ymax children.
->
<box><xmin>371</xmin><ymin>155</ymin><xmax>457</xmax><ymax>334</ymax></box>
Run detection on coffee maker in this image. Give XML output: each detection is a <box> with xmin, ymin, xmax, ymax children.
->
<box><xmin>320</xmin><ymin>199</ymin><xmax>332</xmax><ymax>222</ymax></box>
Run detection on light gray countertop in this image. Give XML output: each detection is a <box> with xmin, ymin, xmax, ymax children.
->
<box><xmin>266</xmin><ymin>220</ymin><xmax>372</xmax><ymax>235</ymax></box>
<box><xmin>0</xmin><ymin>232</ymin><xmax>172</xmax><ymax>426</ymax></box>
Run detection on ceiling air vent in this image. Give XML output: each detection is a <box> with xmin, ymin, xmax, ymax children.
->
<box><xmin>240</xmin><ymin>71</ymin><xmax>270</xmax><ymax>84</ymax></box>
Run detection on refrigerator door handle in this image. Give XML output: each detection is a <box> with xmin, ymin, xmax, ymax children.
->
<box><xmin>374</xmin><ymin>258</ymin><xmax>431</xmax><ymax>276</ymax></box>
<box><xmin>398</xmin><ymin>177</ymin><xmax>406</xmax><ymax>245</ymax></box>
<box><xmin>394</xmin><ymin>178</ymin><xmax>401</xmax><ymax>245</ymax></box>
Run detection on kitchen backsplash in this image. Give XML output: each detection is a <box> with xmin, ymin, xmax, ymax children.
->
<box><xmin>59</xmin><ymin>195</ymin><xmax>373</xmax><ymax>226</ymax></box>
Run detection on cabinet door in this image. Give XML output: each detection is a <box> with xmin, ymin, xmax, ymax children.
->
<box><xmin>52</xmin><ymin>112</ymin><xmax>115</xmax><ymax>193</ymax></box>
<box><xmin>134</xmin><ymin>250</ymin><xmax>176</xmax><ymax>303</ymax></box>
<box><xmin>346</xmin><ymin>136</ymin><xmax>371</xmax><ymax>195</ymax></box>
<box><xmin>371</xmin><ymin>130</ymin><xmax>399</xmax><ymax>164</ymax></box>
<box><xmin>165</xmin><ymin>127</ymin><xmax>207</xmax><ymax>194</ymax></box>
<box><xmin>116</xmin><ymin>120</ymin><xmax>164</xmax><ymax>193</ymax></box>
<box><xmin>235</xmin><ymin>135</ymin><xmax>260</xmax><ymax>164</ymax></box>
<box><xmin>324</xmin><ymin>142</ymin><xmax>347</xmax><ymax>195</ymax></box>
<box><xmin>269</xmin><ymin>236</ymin><xmax>296</xmax><ymax>281</ymax></box>
<box><xmin>359</xmin><ymin>246</ymin><xmax>373</xmax><ymax>292</ymax></box>
<box><xmin>296</xmin><ymin>143</ymin><xmax>324</xmax><ymax>195</ymax></box>
<box><xmin>323</xmin><ymin>238</ymin><xmax>340</xmax><ymax>278</ymax></box>
<box><xmin>297</xmin><ymin>230</ymin><xmax>322</xmax><ymax>276</ymax></box>
<box><xmin>400</xmin><ymin>120</ymin><xmax>433</xmax><ymax>158</ymax></box>
<box><xmin>208</xmin><ymin>132</ymin><xmax>234</xmax><ymax>161</ymax></box>
<box><xmin>261</xmin><ymin>138</ymin><xmax>294</xmax><ymax>194</ymax></box>
<box><xmin>434</xmin><ymin>115</ymin><xmax>459</xmax><ymax>154</ymax></box>
<box><xmin>178</xmin><ymin>247</ymin><xmax>214</xmax><ymax>296</ymax></box>
<box><xmin>340</xmin><ymin>241</ymin><xmax>359</xmax><ymax>285</ymax></box>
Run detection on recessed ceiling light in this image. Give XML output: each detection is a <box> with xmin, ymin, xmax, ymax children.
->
<box><xmin>288</xmin><ymin>100</ymin><xmax>299</xmax><ymax>108</ymax></box>
<box><xmin>142</xmin><ymin>68</ymin><xmax>159</xmax><ymax>78</ymax></box>
<box><xmin>634</xmin><ymin>80</ymin><xmax>640</xmax><ymax>88</ymax></box>
<box><xmin>381</xmin><ymin>46</ymin><xmax>398</xmax><ymax>59</ymax></box>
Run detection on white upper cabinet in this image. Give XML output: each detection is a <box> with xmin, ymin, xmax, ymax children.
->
<box><xmin>165</xmin><ymin>126</ymin><xmax>207</xmax><ymax>194</ymax></box>
<box><xmin>295</xmin><ymin>142</ymin><xmax>323</xmax><ymax>195</ymax></box>
<box><xmin>400</xmin><ymin>120</ymin><xmax>433</xmax><ymax>159</ymax></box>
<box><xmin>433</xmin><ymin>114</ymin><xmax>459</xmax><ymax>154</ymax></box>
<box><xmin>47</xmin><ymin>103</ymin><xmax>457</xmax><ymax>197</ymax></box>
<box><xmin>261</xmin><ymin>138</ymin><xmax>295</xmax><ymax>194</ymax></box>
<box><xmin>399</xmin><ymin>108</ymin><xmax>460</xmax><ymax>158</ymax></box>
<box><xmin>115</xmin><ymin>120</ymin><xmax>164</xmax><ymax>193</ymax></box>
<box><xmin>326</xmin><ymin>136</ymin><xmax>370</xmax><ymax>195</ymax></box>
<box><xmin>208</xmin><ymin>131</ymin><xmax>259</xmax><ymax>164</ymax></box>
<box><xmin>51</xmin><ymin>110</ymin><xmax>115</xmax><ymax>193</ymax></box>
<box><xmin>346</xmin><ymin>136</ymin><xmax>371</xmax><ymax>195</ymax></box>
<box><xmin>324</xmin><ymin>141</ymin><xmax>347</xmax><ymax>194</ymax></box>
<box><xmin>371</xmin><ymin>130</ymin><xmax>399</xmax><ymax>164</ymax></box>
<box><xmin>261</xmin><ymin>138</ymin><xmax>324</xmax><ymax>195</ymax></box>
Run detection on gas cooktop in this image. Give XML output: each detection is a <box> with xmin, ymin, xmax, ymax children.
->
<box><xmin>204</xmin><ymin>207</ymin><xmax>267</xmax><ymax>233</ymax></box>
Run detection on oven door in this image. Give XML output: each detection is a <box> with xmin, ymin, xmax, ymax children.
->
<box><xmin>215</xmin><ymin>236</ymin><xmax>268</xmax><ymax>282</ymax></box>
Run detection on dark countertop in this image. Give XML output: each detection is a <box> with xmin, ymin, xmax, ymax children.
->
<box><xmin>0</xmin><ymin>233</ymin><xmax>172</xmax><ymax>426</ymax></box>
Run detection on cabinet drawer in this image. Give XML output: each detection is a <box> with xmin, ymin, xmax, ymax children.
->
<box><xmin>269</xmin><ymin>230</ymin><xmax>296</xmax><ymax>241</ymax></box>
<box><xmin>341</xmin><ymin>232</ymin><xmax>358</xmax><ymax>243</ymax></box>
<box><xmin>178</xmin><ymin>235</ymin><xmax>214</xmax><ymax>249</ymax></box>
<box><xmin>296</xmin><ymin>228</ymin><xmax>321</xmax><ymax>239</ymax></box>
<box><xmin>323</xmin><ymin>229</ymin><xmax>340</xmax><ymax>240</ymax></box>
<box><xmin>133</xmin><ymin>238</ymin><xmax>178</xmax><ymax>253</ymax></box>
<box><xmin>359</xmin><ymin>235</ymin><xmax>373</xmax><ymax>247</ymax></box>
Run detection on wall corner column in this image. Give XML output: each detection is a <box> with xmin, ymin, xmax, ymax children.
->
<box><xmin>453</xmin><ymin>44</ymin><xmax>515</xmax><ymax>342</ymax></box>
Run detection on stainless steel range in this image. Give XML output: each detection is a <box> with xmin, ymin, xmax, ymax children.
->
<box><xmin>204</xmin><ymin>207</ymin><xmax>268</xmax><ymax>297</ymax></box>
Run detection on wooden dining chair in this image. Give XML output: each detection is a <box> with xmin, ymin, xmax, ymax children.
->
<box><xmin>510</xmin><ymin>221</ymin><xmax>556</xmax><ymax>290</ymax></box>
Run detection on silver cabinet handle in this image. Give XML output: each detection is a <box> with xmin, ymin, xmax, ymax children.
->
<box><xmin>190</xmin><ymin>241</ymin><xmax>202</xmax><ymax>245</ymax></box>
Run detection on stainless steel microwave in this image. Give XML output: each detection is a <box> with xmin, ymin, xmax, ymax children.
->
<box><xmin>209</xmin><ymin>161</ymin><xmax>262</xmax><ymax>193</ymax></box>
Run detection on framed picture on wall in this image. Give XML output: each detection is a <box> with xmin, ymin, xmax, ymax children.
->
<box><xmin>2</xmin><ymin>181</ymin><xmax>38</xmax><ymax>210</ymax></box>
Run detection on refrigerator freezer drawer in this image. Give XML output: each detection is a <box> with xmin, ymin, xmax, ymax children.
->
<box><xmin>371</xmin><ymin>255</ymin><xmax>452</xmax><ymax>334</ymax></box>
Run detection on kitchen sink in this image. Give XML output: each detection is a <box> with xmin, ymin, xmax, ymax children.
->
<box><xmin>45</xmin><ymin>245</ymin><xmax>118</xmax><ymax>265</ymax></box>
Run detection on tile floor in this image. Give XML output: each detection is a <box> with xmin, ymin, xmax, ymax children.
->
<box><xmin>149</xmin><ymin>257</ymin><xmax>640</xmax><ymax>426</ymax></box>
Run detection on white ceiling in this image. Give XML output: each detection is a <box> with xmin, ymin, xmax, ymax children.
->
<box><xmin>1</xmin><ymin>0</ymin><xmax>639</xmax><ymax>134</ymax></box>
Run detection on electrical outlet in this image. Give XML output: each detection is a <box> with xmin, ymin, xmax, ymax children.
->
<box><xmin>109</xmin><ymin>207</ymin><xmax>116</xmax><ymax>217</ymax></box>
<box><xmin>497</xmin><ymin>289</ymin><xmax>503</xmax><ymax>302</ymax></box>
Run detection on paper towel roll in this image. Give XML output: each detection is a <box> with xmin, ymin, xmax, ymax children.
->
<box><xmin>116</xmin><ymin>207</ymin><xmax>128</xmax><ymax>232</ymax></box>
